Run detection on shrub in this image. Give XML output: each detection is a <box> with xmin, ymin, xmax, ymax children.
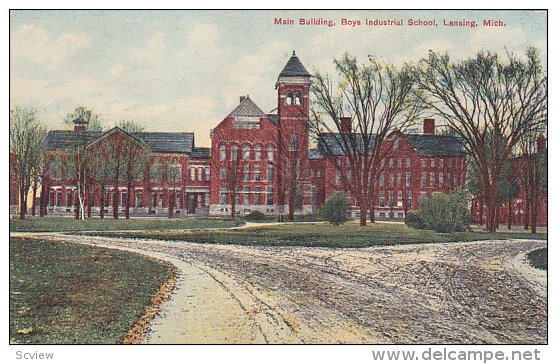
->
<box><xmin>409</xmin><ymin>191</ymin><xmax>470</xmax><ymax>233</ymax></box>
<box><xmin>320</xmin><ymin>191</ymin><xmax>350</xmax><ymax>225</ymax></box>
<box><xmin>244</xmin><ymin>211</ymin><xmax>267</xmax><ymax>221</ymax></box>
<box><xmin>405</xmin><ymin>211</ymin><xmax>426</xmax><ymax>229</ymax></box>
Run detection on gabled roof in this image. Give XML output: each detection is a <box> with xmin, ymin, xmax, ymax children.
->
<box><xmin>404</xmin><ymin>134</ymin><xmax>466</xmax><ymax>157</ymax></box>
<box><xmin>227</xmin><ymin>96</ymin><xmax>268</xmax><ymax>119</ymax></box>
<box><xmin>278</xmin><ymin>51</ymin><xmax>311</xmax><ymax>78</ymax></box>
<box><xmin>190</xmin><ymin>147</ymin><xmax>211</xmax><ymax>158</ymax></box>
<box><xmin>45</xmin><ymin>128</ymin><xmax>195</xmax><ymax>154</ymax></box>
<box><xmin>46</xmin><ymin>130</ymin><xmax>102</xmax><ymax>149</ymax></box>
<box><xmin>267</xmin><ymin>114</ymin><xmax>279</xmax><ymax>125</ymax></box>
<box><xmin>316</xmin><ymin>132</ymin><xmax>465</xmax><ymax>158</ymax></box>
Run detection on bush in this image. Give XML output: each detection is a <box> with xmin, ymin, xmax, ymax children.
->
<box><xmin>244</xmin><ymin>211</ymin><xmax>267</xmax><ymax>221</ymax></box>
<box><xmin>320</xmin><ymin>191</ymin><xmax>350</xmax><ymax>225</ymax></box>
<box><xmin>408</xmin><ymin>191</ymin><xmax>470</xmax><ymax>233</ymax></box>
<box><xmin>405</xmin><ymin>211</ymin><xmax>426</xmax><ymax>229</ymax></box>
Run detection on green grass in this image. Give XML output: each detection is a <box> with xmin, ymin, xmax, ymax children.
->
<box><xmin>10</xmin><ymin>216</ymin><xmax>240</xmax><ymax>233</ymax></box>
<box><xmin>10</xmin><ymin>237</ymin><xmax>174</xmax><ymax>344</ymax></box>
<box><xmin>84</xmin><ymin>222</ymin><xmax>547</xmax><ymax>248</ymax></box>
<box><xmin>527</xmin><ymin>248</ymin><xmax>547</xmax><ymax>270</ymax></box>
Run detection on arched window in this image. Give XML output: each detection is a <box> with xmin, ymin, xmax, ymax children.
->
<box><xmin>242</xmin><ymin>145</ymin><xmax>251</xmax><ymax>160</ymax></box>
<box><xmin>49</xmin><ymin>159</ymin><xmax>61</xmax><ymax>180</ymax></box>
<box><xmin>290</xmin><ymin>134</ymin><xmax>298</xmax><ymax>151</ymax></box>
<box><xmin>267</xmin><ymin>145</ymin><xmax>275</xmax><ymax>161</ymax></box>
<box><xmin>230</xmin><ymin>144</ymin><xmax>238</xmax><ymax>160</ymax></box>
<box><xmin>286</xmin><ymin>93</ymin><xmax>294</xmax><ymax>105</ymax></box>
<box><xmin>219</xmin><ymin>145</ymin><xmax>226</xmax><ymax>161</ymax></box>
<box><xmin>294</xmin><ymin>94</ymin><xmax>302</xmax><ymax>106</ymax></box>
<box><xmin>254</xmin><ymin>145</ymin><xmax>262</xmax><ymax>161</ymax></box>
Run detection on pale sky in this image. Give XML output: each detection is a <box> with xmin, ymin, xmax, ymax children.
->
<box><xmin>10</xmin><ymin>10</ymin><xmax>547</xmax><ymax>146</ymax></box>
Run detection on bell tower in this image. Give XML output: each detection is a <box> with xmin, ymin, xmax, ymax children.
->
<box><xmin>275</xmin><ymin>51</ymin><xmax>312</xmax><ymax>214</ymax></box>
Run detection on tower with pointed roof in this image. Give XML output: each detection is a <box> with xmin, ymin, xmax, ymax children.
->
<box><xmin>276</xmin><ymin>51</ymin><xmax>312</xmax><ymax>213</ymax></box>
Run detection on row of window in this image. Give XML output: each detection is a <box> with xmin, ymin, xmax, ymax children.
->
<box><xmin>420</xmin><ymin>172</ymin><xmax>465</xmax><ymax>189</ymax></box>
<box><xmin>219</xmin><ymin>186</ymin><xmax>274</xmax><ymax>206</ymax></box>
<box><xmin>378</xmin><ymin>190</ymin><xmax>413</xmax><ymax>208</ymax></box>
<box><xmin>219</xmin><ymin>165</ymin><xmax>274</xmax><ymax>182</ymax></box>
<box><xmin>379</xmin><ymin>157</ymin><xmax>463</xmax><ymax>169</ymax></box>
<box><xmin>219</xmin><ymin>144</ymin><xmax>275</xmax><ymax>161</ymax></box>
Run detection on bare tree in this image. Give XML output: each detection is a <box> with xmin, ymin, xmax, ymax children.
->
<box><xmin>10</xmin><ymin>107</ymin><xmax>46</xmax><ymax>219</ymax></box>
<box><xmin>414</xmin><ymin>48</ymin><xmax>547</xmax><ymax>232</ymax></box>
<box><xmin>89</xmin><ymin>139</ymin><xmax>114</xmax><ymax>219</ymax></box>
<box><xmin>63</xmin><ymin>106</ymin><xmax>103</xmax><ymax>220</ymax></box>
<box><xmin>163</xmin><ymin>159</ymin><xmax>183</xmax><ymax>219</ymax></box>
<box><xmin>310</xmin><ymin>54</ymin><xmax>422</xmax><ymax>226</ymax></box>
<box><xmin>117</xmin><ymin>121</ymin><xmax>149</xmax><ymax>219</ymax></box>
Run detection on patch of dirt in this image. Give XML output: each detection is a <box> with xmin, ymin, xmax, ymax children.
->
<box><xmin>26</xmin><ymin>233</ymin><xmax>547</xmax><ymax>344</ymax></box>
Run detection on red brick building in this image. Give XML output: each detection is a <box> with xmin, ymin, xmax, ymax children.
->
<box><xmin>29</xmin><ymin>51</ymin><xmax>469</xmax><ymax>219</ymax></box>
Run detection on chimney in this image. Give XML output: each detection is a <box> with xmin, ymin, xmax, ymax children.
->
<box><xmin>536</xmin><ymin>135</ymin><xmax>546</xmax><ymax>153</ymax></box>
<box><xmin>73</xmin><ymin>117</ymin><xmax>87</xmax><ymax>132</ymax></box>
<box><xmin>423</xmin><ymin>118</ymin><xmax>435</xmax><ymax>135</ymax></box>
<box><xmin>240</xmin><ymin>96</ymin><xmax>246</xmax><ymax>103</ymax></box>
<box><xmin>339</xmin><ymin>116</ymin><xmax>352</xmax><ymax>134</ymax></box>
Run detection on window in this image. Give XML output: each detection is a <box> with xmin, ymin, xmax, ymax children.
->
<box><xmin>267</xmin><ymin>165</ymin><xmax>274</xmax><ymax>182</ymax></box>
<box><xmin>431</xmin><ymin>159</ymin><xmax>435</xmax><ymax>168</ymax></box>
<box><xmin>242</xmin><ymin>145</ymin><xmax>250</xmax><ymax>160</ymax></box>
<box><xmin>197</xmin><ymin>167</ymin><xmax>203</xmax><ymax>181</ymax></box>
<box><xmin>290</xmin><ymin>134</ymin><xmax>298</xmax><ymax>151</ymax></box>
<box><xmin>49</xmin><ymin>160</ymin><xmax>61</xmax><ymax>180</ymax></box>
<box><xmin>219</xmin><ymin>187</ymin><xmax>228</xmax><ymax>205</ymax></box>
<box><xmin>379</xmin><ymin>191</ymin><xmax>385</xmax><ymax>207</ymax></box>
<box><xmin>388</xmin><ymin>191</ymin><xmax>394</xmax><ymax>207</ymax></box>
<box><xmin>254</xmin><ymin>145</ymin><xmax>261</xmax><ymax>161</ymax></box>
<box><xmin>294</xmin><ymin>94</ymin><xmax>302</xmax><ymax>106</ymax></box>
<box><xmin>447</xmin><ymin>173</ymin><xmax>453</xmax><ymax>188</ymax></box>
<box><xmin>397</xmin><ymin>173</ymin><xmax>402</xmax><ymax>186</ymax></box>
<box><xmin>190</xmin><ymin>167</ymin><xmax>196</xmax><ymax>181</ymax></box>
<box><xmin>439</xmin><ymin>172</ymin><xmax>444</xmax><ymax>186</ymax></box>
<box><xmin>254</xmin><ymin>165</ymin><xmax>261</xmax><ymax>182</ymax></box>
<box><xmin>267</xmin><ymin>145</ymin><xmax>275</xmax><ymax>161</ymax></box>
<box><xmin>135</xmin><ymin>192</ymin><xmax>143</xmax><ymax>208</ymax></box>
<box><xmin>243</xmin><ymin>186</ymin><xmax>250</xmax><ymax>205</ymax></box>
<box><xmin>381</xmin><ymin>159</ymin><xmax>385</xmax><ymax>168</ymax></box>
<box><xmin>421</xmin><ymin>172</ymin><xmax>426</xmax><ymax>188</ymax></box>
<box><xmin>286</xmin><ymin>93</ymin><xmax>294</xmax><ymax>105</ymax></box>
<box><xmin>219</xmin><ymin>145</ymin><xmax>226</xmax><ymax>161</ymax></box>
<box><xmin>406</xmin><ymin>191</ymin><xmax>412</xmax><ymax>208</ymax></box>
<box><xmin>254</xmin><ymin>187</ymin><xmax>262</xmax><ymax>205</ymax></box>
<box><xmin>379</xmin><ymin>173</ymin><xmax>385</xmax><ymax>187</ymax></box>
<box><xmin>389</xmin><ymin>173</ymin><xmax>394</xmax><ymax>187</ymax></box>
<box><xmin>406</xmin><ymin>158</ymin><xmax>411</xmax><ymax>168</ymax></box>
<box><xmin>204</xmin><ymin>167</ymin><xmax>210</xmax><ymax>181</ymax></box>
<box><xmin>397</xmin><ymin>158</ymin><xmax>402</xmax><ymax>168</ymax></box>
<box><xmin>335</xmin><ymin>169</ymin><xmax>341</xmax><ymax>185</ymax></box>
<box><xmin>219</xmin><ymin>167</ymin><xmax>227</xmax><ymax>180</ymax></box>
<box><xmin>421</xmin><ymin>159</ymin><xmax>426</xmax><ymax>168</ymax></box>
<box><xmin>266</xmin><ymin>186</ymin><xmax>273</xmax><ymax>205</ymax></box>
<box><xmin>150</xmin><ymin>163</ymin><xmax>162</xmax><ymax>182</ymax></box>
<box><xmin>406</xmin><ymin>172</ymin><xmax>411</xmax><ymax>187</ymax></box>
<box><xmin>167</xmin><ymin>165</ymin><xmax>182</xmax><ymax>182</ymax></box>
<box><xmin>393</xmin><ymin>139</ymin><xmax>399</xmax><ymax>149</ymax></box>
<box><xmin>66</xmin><ymin>190</ymin><xmax>72</xmax><ymax>207</ymax></box>
<box><xmin>56</xmin><ymin>191</ymin><xmax>62</xmax><ymax>207</ymax></box>
<box><xmin>397</xmin><ymin>191</ymin><xmax>403</xmax><ymax>207</ymax></box>
<box><xmin>448</xmin><ymin>159</ymin><xmax>453</xmax><ymax>168</ymax></box>
<box><xmin>430</xmin><ymin>172</ymin><xmax>435</xmax><ymax>187</ymax></box>
<box><xmin>175</xmin><ymin>190</ymin><xmax>181</xmax><ymax>208</ymax></box>
<box><xmin>439</xmin><ymin>159</ymin><xmax>444</xmax><ymax>169</ymax></box>
<box><xmin>230</xmin><ymin>145</ymin><xmax>238</xmax><ymax>160</ymax></box>
<box><xmin>243</xmin><ymin>165</ymin><xmax>250</xmax><ymax>182</ymax></box>
<box><xmin>121</xmin><ymin>192</ymin><xmax>127</xmax><ymax>208</ymax></box>
<box><xmin>49</xmin><ymin>191</ymin><xmax>54</xmax><ymax>207</ymax></box>
<box><xmin>389</xmin><ymin>158</ymin><xmax>394</xmax><ymax>168</ymax></box>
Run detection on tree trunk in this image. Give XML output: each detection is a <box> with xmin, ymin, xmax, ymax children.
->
<box><xmin>167</xmin><ymin>189</ymin><xmax>174</xmax><ymax>219</ymax></box>
<box><xmin>523</xmin><ymin>196</ymin><xmax>530</xmax><ymax>230</ymax></box>
<box><xmin>113</xmin><ymin>188</ymin><xmax>119</xmax><ymax>220</ymax></box>
<box><xmin>87</xmin><ymin>185</ymin><xmax>92</xmax><ymax>218</ymax></box>
<box><xmin>31</xmin><ymin>179</ymin><xmax>38</xmax><ymax>216</ymax></box>
<box><xmin>231</xmin><ymin>191</ymin><xmax>236</xmax><ymax>220</ymax></box>
<box><xmin>478</xmin><ymin>195</ymin><xmax>484</xmax><ymax>225</ymax></box>
<box><xmin>39</xmin><ymin>178</ymin><xmax>47</xmax><ymax>217</ymax></box>
<box><xmin>359</xmin><ymin>203</ymin><xmax>367</xmax><ymax>226</ymax></box>
<box><xmin>369</xmin><ymin>204</ymin><xmax>375</xmax><ymax>223</ymax></box>
<box><xmin>99</xmin><ymin>186</ymin><xmax>105</xmax><ymax>219</ymax></box>
<box><xmin>288</xmin><ymin>186</ymin><xmax>295</xmax><ymax>221</ymax></box>
<box><xmin>507</xmin><ymin>198</ymin><xmax>513</xmax><ymax>230</ymax></box>
<box><xmin>125</xmin><ymin>182</ymin><xmax>132</xmax><ymax>219</ymax></box>
<box><xmin>19</xmin><ymin>187</ymin><xmax>25</xmax><ymax>219</ymax></box>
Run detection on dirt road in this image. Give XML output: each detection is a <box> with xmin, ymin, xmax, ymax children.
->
<box><xmin>25</xmin><ymin>234</ymin><xmax>547</xmax><ymax>344</ymax></box>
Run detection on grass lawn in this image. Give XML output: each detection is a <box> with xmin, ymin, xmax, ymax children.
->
<box><xmin>10</xmin><ymin>216</ymin><xmax>240</xmax><ymax>233</ymax></box>
<box><xmin>527</xmin><ymin>247</ymin><xmax>548</xmax><ymax>270</ymax></box>
<box><xmin>84</xmin><ymin>222</ymin><xmax>547</xmax><ymax>248</ymax></box>
<box><xmin>9</xmin><ymin>237</ymin><xmax>174</xmax><ymax>344</ymax></box>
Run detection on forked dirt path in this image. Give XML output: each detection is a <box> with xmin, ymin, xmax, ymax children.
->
<box><xmin>14</xmin><ymin>233</ymin><xmax>547</xmax><ymax>344</ymax></box>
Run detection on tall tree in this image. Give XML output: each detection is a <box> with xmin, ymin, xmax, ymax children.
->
<box><xmin>117</xmin><ymin>121</ymin><xmax>148</xmax><ymax>219</ymax></box>
<box><xmin>63</xmin><ymin>106</ymin><xmax>103</xmax><ymax>220</ymax></box>
<box><xmin>310</xmin><ymin>54</ymin><xmax>422</xmax><ymax>226</ymax></box>
<box><xmin>9</xmin><ymin>107</ymin><xmax>46</xmax><ymax>219</ymax></box>
<box><xmin>414</xmin><ymin>48</ymin><xmax>547</xmax><ymax>232</ymax></box>
<box><xmin>89</xmin><ymin>139</ymin><xmax>114</xmax><ymax>219</ymax></box>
